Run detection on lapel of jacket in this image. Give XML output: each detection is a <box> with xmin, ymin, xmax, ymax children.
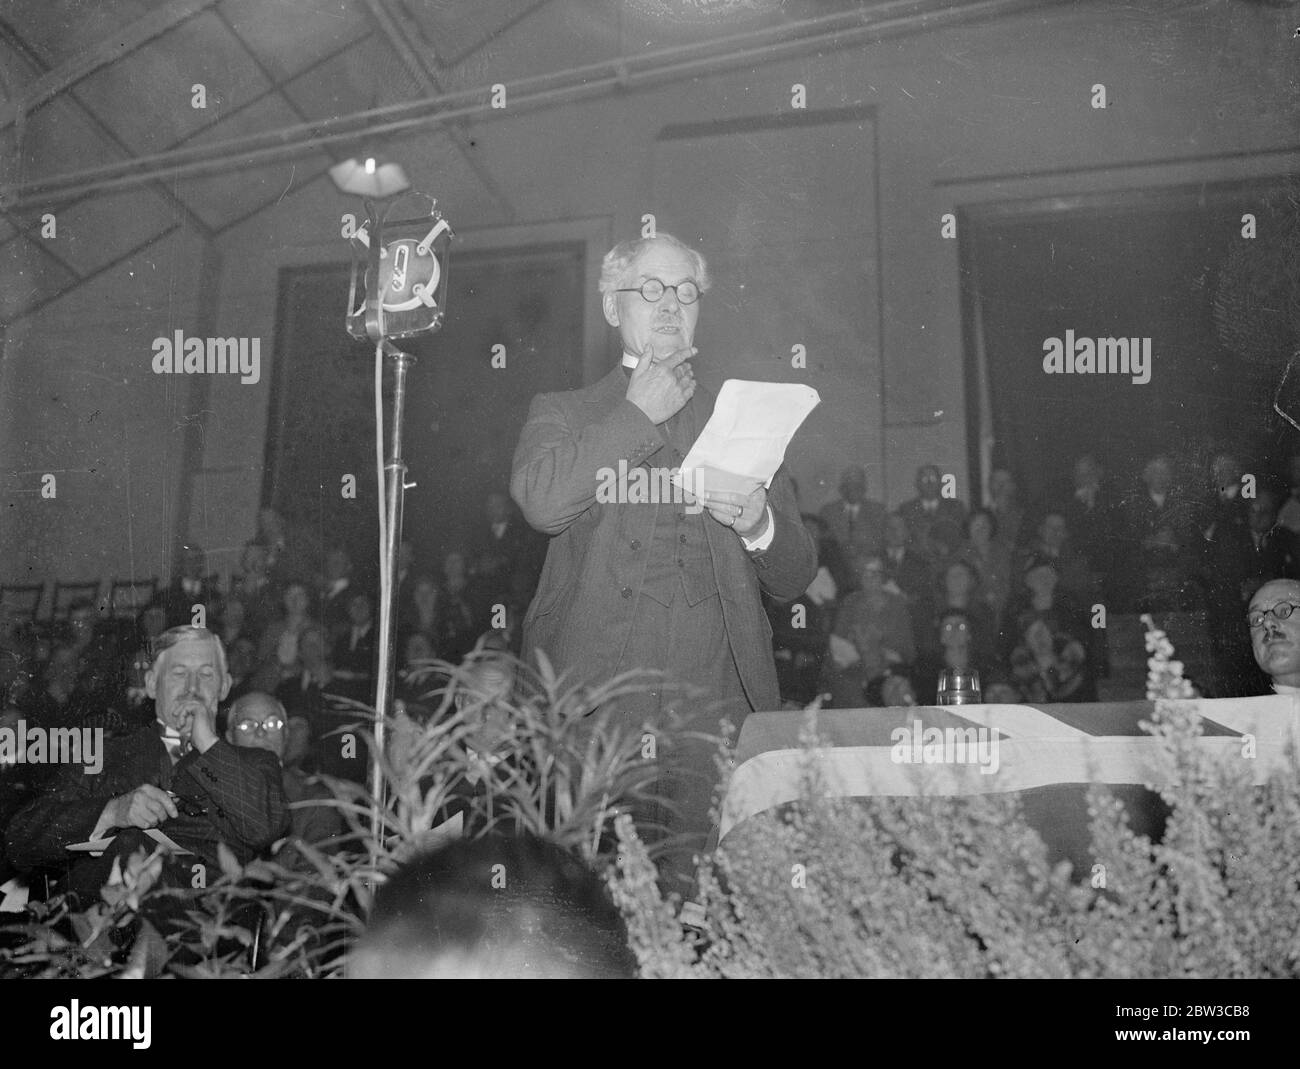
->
<box><xmin>581</xmin><ymin>362</ymin><xmax>632</xmax><ymax>419</ymax></box>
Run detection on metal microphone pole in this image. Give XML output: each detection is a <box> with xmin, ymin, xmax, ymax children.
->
<box><xmin>369</xmin><ymin>340</ymin><xmax>415</xmax><ymax>849</ymax></box>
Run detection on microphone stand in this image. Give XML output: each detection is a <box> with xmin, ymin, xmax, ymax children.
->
<box><xmin>370</xmin><ymin>339</ymin><xmax>415</xmax><ymax>855</ymax></box>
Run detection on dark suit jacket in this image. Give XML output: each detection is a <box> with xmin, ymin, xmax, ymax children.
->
<box><xmin>819</xmin><ymin>498</ymin><xmax>887</xmax><ymax>559</ymax></box>
<box><xmin>897</xmin><ymin>497</ymin><xmax>967</xmax><ymax>555</ymax></box>
<box><xmin>510</xmin><ymin>364</ymin><xmax>817</xmax><ymax>711</ymax></box>
<box><xmin>3</xmin><ymin>726</ymin><xmax>289</xmax><ymax>885</ymax></box>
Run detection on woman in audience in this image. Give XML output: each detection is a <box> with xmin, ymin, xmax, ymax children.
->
<box><xmin>955</xmin><ymin>507</ymin><xmax>1013</xmax><ymax>631</ymax></box>
<box><xmin>931</xmin><ymin>558</ymin><xmax>998</xmax><ymax>667</ymax></box>
<box><xmin>1008</xmin><ymin>611</ymin><xmax>1095</xmax><ymax>703</ymax></box>
<box><xmin>399</xmin><ymin>575</ymin><xmax>441</xmax><ymax>643</ymax></box>
<box><xmin>1001</xmin><ymin>555</ymin><xmax>1086</xmax><ymax>659</ymax></box>
<box><xmin>913</xmin><ymin>608</ymin><xmax>989</xmax><ymax>704</ymax></box>
<box><xmin>215</xmin><ymin>596</ymin><xmax>249</xmax><ymax>650</ymax></box>
<box><xmin>258</xmin><ymin>580</ymin><xmax>319</xmax><ymax>685</ymax></box>
<box><xmin>823</xmin><ymin>552</ymin><xmax>914</xmax><ymax>708</ymax></box>
<box><xmin>232</xmin><ymin>541</ymin><xmax>277</xmax><ymax>641</ymax></box>
<box><xmin>438</xmin><ymin>551</ymin><xmax>481</xmax><ymax>664</ymax></box>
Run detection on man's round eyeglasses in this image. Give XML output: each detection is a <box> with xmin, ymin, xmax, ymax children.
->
<box><xmin>235</xmin><ymin>717</ymin><xmax>285</xmax><ymax>734</ymax></box>
<box><xmin>615</xmin><ymin>278</ymin><xmax>700</xmax><ymax>305</ymax></box>
<box><xmin>1247</xmin><ymin>602</ymin><xmax>1300</xmax><ymax>629</ymax></box>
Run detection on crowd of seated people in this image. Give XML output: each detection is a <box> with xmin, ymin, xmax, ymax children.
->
<box><xmin>769</xmin><ymin>452</ymin><xmax>1296</xmax><ymax>709</ymax></box>
<box><xmin>0</xmin><ymin>492</ymin><xmax>545</xmax><ymax>896</ymax></box>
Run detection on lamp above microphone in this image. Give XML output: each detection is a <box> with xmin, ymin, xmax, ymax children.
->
<box><xmin>329</xmin><ymin>155</ymin><xmax>410</xmax><ymax>199</ymax></box>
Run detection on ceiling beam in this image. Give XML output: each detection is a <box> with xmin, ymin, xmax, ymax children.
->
<box><xmin>0</xmin><ymin>18</ymin><xmax>214</xmax><ymax>241</ymax></box>
<box><xmin>0</xmin><ymin>0</ymin><xmax>220</xmax><ymax>128</ymax></box>
<box><xmin>0</xmin><ymin>0</ymin><xmax>1060</xmax><ymax>209</ymax></box>
<box><xmin>361</xmin><ymin>0</ymin><xmax>516</xmax><ymax>221</ymax></box>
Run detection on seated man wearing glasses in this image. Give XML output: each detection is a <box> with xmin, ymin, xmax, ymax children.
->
<box><xmin>225</xmin><ymin>691</ymin><xmax>345</xmax><ymax>862</ymax></box>
<box><xmin>3</xmin><ymin>626</ymin><xmax>289</xmax><ymax>902</ymax></box>
<box><xmin>1248</xmin><ymin>579</ymin><xmax>1300</xmax><ymax>695</ymax></box>
<box><xmin>511</xmin><ymin>233</ymin><xmax>815</xmax><ymax>891</ymax></box>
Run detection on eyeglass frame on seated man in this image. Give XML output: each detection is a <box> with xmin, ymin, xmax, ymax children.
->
<box><xmin>1247</xmin><ymin>602</ymin><xmax>1300</xmax><ymax>630</ymax></box>
<box><xmin>233</xmin><ymin>715</ymin><xmax>286</xmax><ymax>735</ymax></box>
<box><xmin>612</xmin><ymin>277</ymin><xmax>701</xmax><ymax>305</ymax></box>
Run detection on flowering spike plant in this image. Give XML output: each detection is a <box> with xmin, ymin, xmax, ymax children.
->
<box><xmin>1140</xmin><ymin>613</ymin><xmax>1197</xmax><ymax>701</ymax></box>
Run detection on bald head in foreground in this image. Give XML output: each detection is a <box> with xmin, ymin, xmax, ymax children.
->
<box><xmin>349</xmin><ymin>833</ymin><xmax>637</xmax><ymax>979</ymax></box>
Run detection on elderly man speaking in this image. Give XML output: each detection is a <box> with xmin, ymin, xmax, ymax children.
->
<box><xmin>511</xmin><ymin>233</ymin><xmax>816</xmax><ymax>885</ymax></box>
<box><xmin>5</xmin><ymin>626</ymin><xmax>288</xmax><ymax>902</ymax></box>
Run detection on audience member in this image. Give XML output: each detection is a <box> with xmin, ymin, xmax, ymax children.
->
<box><xmin>955</xmin><ymin>507</ymin><xmax>1013</xmax><ymax>629</ymax></box>
<box><xmin>3</xmin><ymin>626</ymin><xmax>288</xmax><ymax>904</ymax></box>
<box><xmin>225</xmin><ymin>691</ymin><xmax>345</xmax><ymax>864</ymax></box>
<box><xmin>319</xmin><ymin>547</ymin><xmax>356</xmax><ymax>645</ymax></box>
<box><xmin>823</xmin><ymin>552</ymin><xmax>914</xmax><ymax>708</ymax></box>
<box><xmin>932</xmin><ymin>558</ymin><xmax>997</xmax><ymax>667</ymax></box>
<box><xmin>154</xmin><ymin>543</ymin><xmax>219</xmax><ymax>628</ymax></box>
<box><xmin>1121</xmin><ymin>454</ymin><xmax>1199</xmax><ymax>609</ymax></box>
<box><xmin>399</xmin><ymin>574</ymin><xmax>441</xmax><ymax>646</ymax></box>
<box><xmin>819</xmin><ymin>465</ymin><xmax>887</xmax><ymax>561</ymax></box>
<box><xmin>987</xmin><ymin>468</ymin><xmax>1028</xmax><ymax>548</ymax></box>
<box><xmin>330</xmin><ymin>592</ymin><xmax>376</xmax><ymax>704</ymax></box>
<box><xmin>257</xmin><ymin>580</ymin><xmax>319</xmax><ymax>687</ymax></box>
<box><xmin>1060</xmin><ymin>454</ymin><xmax>1117</xmax><ymax>597</ymax></box>
<box><xmin>1008</xmin><ymin>614</ymin><xmax>1094</xmax><ymax>703</ymax></box>
<box><xmin>882</xmin><ymin>512</ymin><xmax>935</xmax><ymax>648</ymax></box>
<box><xmin>1002</xmin><ymin>555</ymin><xmax>1086</xmax><ymax>658</ymax></box>
<box><xmin>1018</xmin><ymin>509</ymin><xmax>1095</xmax><ymax>607</ymax></box>
<box><xmin>913</xmin><ymin>608</ymin><xmax>987</xmax><ymax>704</ymax></box>
<box><xmin>232</xmin><ymin>541</ymin><xmax>277</xmax><ymax>639</ymax></box>
<box><xmin>438</xmin><ymin>551</ymin><xmax>482</xmax><ymax>663</ymax></box>
<box><xmin>898</xmin><ymin>464</ymin><xmax>966</xmax><ymax>561</ymax></box>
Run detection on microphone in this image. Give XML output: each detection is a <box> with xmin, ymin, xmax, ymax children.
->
<box><xmin>346</xmin><ymin>191</ymin><xmax>454</xmax><ymax>343</ymax></box>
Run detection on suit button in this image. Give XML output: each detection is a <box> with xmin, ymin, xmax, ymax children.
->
<box><xmin>630</xmin><ymin>540</ymin><xmax>641</xmax><ymax>550</ymax></box>
<box><xmin>621</xmin><ymin>587</ymin><xmax>633</xmax><ymax>599</ymax></box>
<box><xmin>677</xmin><ymin>558</ymin><xmax>684</xmax><ymax>567</ymax></box>
<box><xmin>679</xmin><ymin>534</ymin><xmax>687</xmax><ymax>544</ymax></box>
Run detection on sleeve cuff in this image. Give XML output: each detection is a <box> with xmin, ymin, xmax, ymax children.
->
<box><xmin>741</xmin><ymin>505</ymin><xmax>776</xmax><ymax>551</ymax></box>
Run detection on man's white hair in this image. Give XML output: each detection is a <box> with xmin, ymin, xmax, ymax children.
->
<box><xmin>597</xmin><ymin>233</ymin><xmax>711</xmax><ymax>296</ymax></box>
<box><xmin>151</xmin><ymin>625</ymin><xmax>228</xmax><ymax>677</ymax></box>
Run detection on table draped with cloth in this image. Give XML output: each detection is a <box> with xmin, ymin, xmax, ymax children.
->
<box><xmin>718</xmin><ymin>695</ymin><xmax>1300</xmax><ymax>875</ymax></box>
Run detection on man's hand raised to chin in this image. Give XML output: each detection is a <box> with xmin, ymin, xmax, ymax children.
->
<box><xmin>175</xmin><ymin>702</ymin><xmax>219</xmax><ymax>755</ymax></box>
<box><xmin>626</xmin><ymin>342</ymin><xmax>697</xmax><ymax>425</ymax></box>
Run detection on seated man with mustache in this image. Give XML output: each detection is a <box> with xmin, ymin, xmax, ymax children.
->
<box><xmin>1247</xmin><ymin>578</ymin><xmax>1300</xmax><ymax>695</ymax></box>
<box><xmin>4</xmin><ymin>626</ymin><xmax>289</xmax><ymax>903</ymax></box>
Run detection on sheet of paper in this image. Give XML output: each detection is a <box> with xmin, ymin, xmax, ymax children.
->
<box><xmin>145</xmin><ymin>827</ymin><xmax>193</xmax><ymax>855</ymax></box>
<box><xmin>672</xmin><ymin>380</ymin><xmax>820</xmax><ymax>496</ymax></box>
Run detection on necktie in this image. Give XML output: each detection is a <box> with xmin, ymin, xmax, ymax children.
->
<box><xmin>159</xmin><ymin>726</ymin><xmax>188</xmax><ymax>762</ymax></box>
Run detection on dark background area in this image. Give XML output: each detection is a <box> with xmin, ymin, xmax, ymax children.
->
<box><xmin>265</xmin><ymin>244</ymin><xmax>585</xmax><ymax>582</ymax></box>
